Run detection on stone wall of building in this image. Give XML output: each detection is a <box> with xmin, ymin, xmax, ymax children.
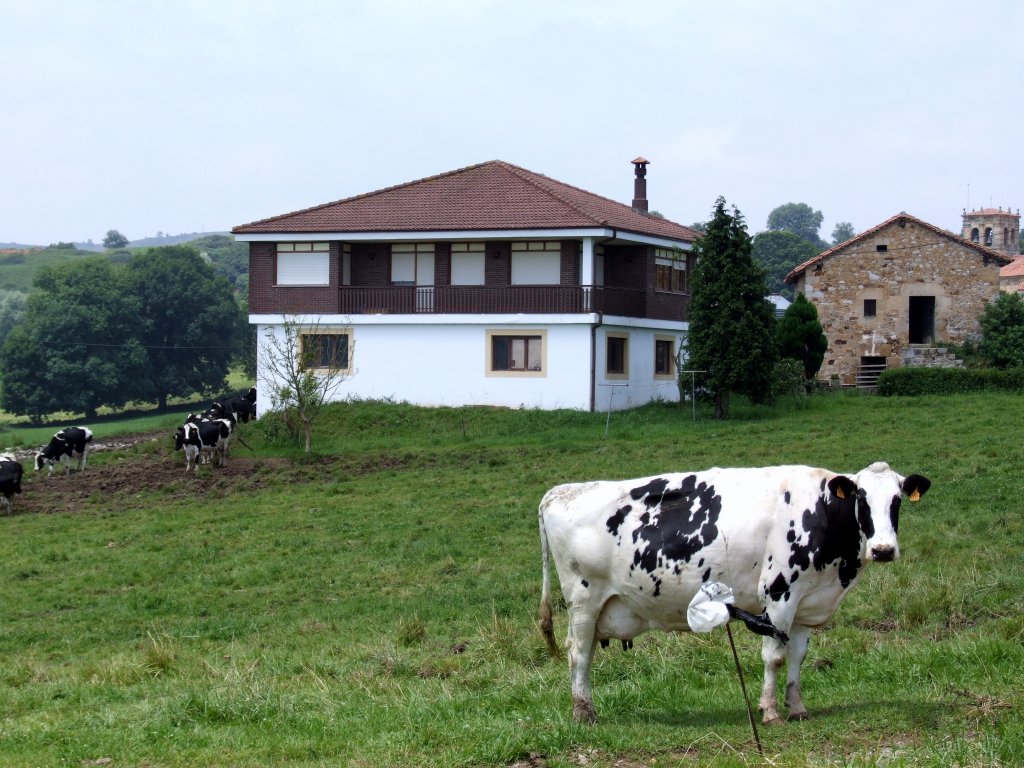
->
<box><xmin>793</xmin><ymin>218</ymin><xmax>1001</xmax><ymax>386</ymax></box>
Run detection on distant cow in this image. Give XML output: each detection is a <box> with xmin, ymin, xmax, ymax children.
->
<box><xmin>213</xmin><ymin>395</ymin><xmax>255</xmax><ymax>424</ymax></box>
<box><xmin>34</xmin><ymin>427</ymin><xmax>94</xmax><ymax>476</ymax></box>
<box><xmin>538</xmin><ymin>462</ymin><xmax>930</xmax><ymax>725</ymax></box>
<box><xmin>0</xmin><ymin>453</ymin><xmax>23</xmax><ymax>513</ymax></box>
<box><xmin>174</xmin><ymin>420</ymin><xmax>230</xmax><ymax>472</ymax></box>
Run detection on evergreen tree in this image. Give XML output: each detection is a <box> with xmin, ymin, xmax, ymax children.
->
<box><xmin>688</xmin><ymin>198</ymin><xmax>777</xmax><ymax>418</ymax></box>
<box><xmin>776</xmin><ymin>293</ymin><xmax>828</xmax><ymax>382</ymax></box>
<box><xmin>979</xmin><ymin>292</ymin><xmax>1024</xmax><ymax>368</ymax></box>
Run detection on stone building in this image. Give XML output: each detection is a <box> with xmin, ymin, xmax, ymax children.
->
<box><xmin>961</xmin><ymin>206</ymin><xmax>1020</xmax><ymax>258</ymax></box>
<box><xmin>785</xmin><ymin>212</ymin><xmax>1012</xmax><ymax>387</ymax></box>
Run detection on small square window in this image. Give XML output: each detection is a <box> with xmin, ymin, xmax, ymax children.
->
<box><xmin>876</xmin><ymin>244</ymin><xmax>888</xmax><ymax>253</ymax></box>
<box><xmin>301</xmin><ymin>333</ymin><xmax>350</xmax><ymax>371</ymax></box>
<box><xmin>864</xmin><ymin>299</ymin><xmax>877</xmax><ymax>319</ymax></box>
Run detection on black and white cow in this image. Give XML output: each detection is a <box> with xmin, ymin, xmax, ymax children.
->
<box><xmin>34</xmin><ymin>427</ymin><xmax>94</xmax><ymax>476</ymax></box>
<box><xmin>538</xmin><ymin>462</ymin><xmax>930</xmax><ymax>725</ymax></box>
<box><xmin>0</xmin><ymin>453</ymin><xmax>24</xmax><ymax>513</ymax></box>
<box><xmin>213</xmin><ymin>395</ymin><xmax>255</xmax><ymax>424</ymax></box>
<box><xmin>174</xmin><ymin>420</ymin><xmax>230</xmax><ymax>472</ymax></box>
<box><xmin>186</xmin><ymin>408</ymin><xmax>236</xmax><ymax>460</ymax></box>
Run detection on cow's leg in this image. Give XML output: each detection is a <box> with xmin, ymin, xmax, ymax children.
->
<box><xmin>783</xmin><ymin>625</ymin><xmax>812</xmax><ymax>720</ymax></box>
<box><xmin>759</xmin><ymin>635</ymin><xmax>787</xmax><ymax>724</ymax></box>
<box><xmin>567</xmin><ymin>607</ymin><xmax>599</xmax><ymax>724</ymax></box>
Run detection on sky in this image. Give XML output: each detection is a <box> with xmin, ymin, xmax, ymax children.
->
<box><xmin>3</xmin><ymin>0</ymin><xmax>1022</xmax><ymax>246</ymax></box>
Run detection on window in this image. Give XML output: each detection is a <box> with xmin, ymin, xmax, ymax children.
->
<box><xmin>864</xmin><ymin>299</ymin><xmax>877</xmax><ymax>318</ymax></box>
<box><xmin>655</xmin><ymin>248</ymin><xmax>687</xmax><ymax>293</ymax></box>
<box><xmin>607</xmin><ymin>334</ymin><xmax>628</xmax><ymax>377</ymax></box>
<box><xmin>511</xmin><ymin>241</ymin><xmax>561</xmax><ymax>285</ymax></box>
<box><xmin>301</xmin><ymin>332</ymin><xmax>350</xmax><ymax>371</ymax></box>
<box><xmin>277</xmin><ymin>242</ymin><xmax>330</xmax><ymax>285</ymax></box>
<box><xmin>391</xmin><ymin>243</ymin><xmax>434</xmax><ymax>286</ymax></box>
<box><xmin>486</xmin><ymin>330</ymin><xmax>546</xmax><ymax>376</ymax></box>
<box><xmin>654</xmin><ymin>337</ymin><xmax>675</xmax><ymax>377</ymax></box>
<box><xmin>875</xmin><ymin>244</ymin><xmax>888</xmax><ymax>253</ymax></box>
<box><xmin>451</xmin><ymin>242</ymin><xmax>485</xmax><ymax>285</ymax></box>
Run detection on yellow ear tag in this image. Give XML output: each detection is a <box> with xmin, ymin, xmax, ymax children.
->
<box><xmin>835</xmin><ymin>487</ymin><xmax>845</xmax><ymax>499</ymax></box>
<box><xmin>909</xmin><ymin>490</ymin><xmax>921</xmax><ymax>502</ymax></box>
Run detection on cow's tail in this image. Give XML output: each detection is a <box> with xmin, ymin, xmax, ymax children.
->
<box><xmin>538</xmin><ymin>497</ymin><xmax>562</xmax><ymax>659</ymax></box>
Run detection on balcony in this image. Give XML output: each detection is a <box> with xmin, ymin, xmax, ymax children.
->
<box><xmin>337</xmin><ymin>285</ymin><xmax>658</xmax><ymax>317</ymax></box>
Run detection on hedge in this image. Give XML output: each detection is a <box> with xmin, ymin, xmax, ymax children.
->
<box><xmin>876</xmin><ymin>366</ymin><xmax>1024</xmax><ymax>396</ymax></box>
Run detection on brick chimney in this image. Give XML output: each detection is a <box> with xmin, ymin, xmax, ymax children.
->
<box><xmin>631</xmin><ymin>157</ymin><xmax>649</xmax><ymax>213</ymax></box>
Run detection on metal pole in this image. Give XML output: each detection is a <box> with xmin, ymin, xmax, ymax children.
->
<box><xmin>726</xmin><ymin>623</ymin><xmax>763</xmax><ymax>755</ymax></box>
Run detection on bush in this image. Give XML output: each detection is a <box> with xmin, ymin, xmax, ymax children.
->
<box><xmin>877</xmin><ymin>366</ymin><xmax>1024</xmax><ymax>396</ymax></box>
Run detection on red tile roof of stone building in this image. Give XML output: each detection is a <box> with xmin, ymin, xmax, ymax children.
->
<box><xmin>963</xmin><ymin>207</ymin><xmax>1020</xmax><ymax>218</ymax></box>
<box><xmin>232</xmin><ymin>160</ymin><xmax>699</xmax><ymax>242</ymax></box>
<box><xmin>999</xmin><ymin>255</ymin><xmax>1024</xmax><ymax>278</ymax></box>
<box><xmin>785</xmin><ymin>212</ymin><xmax>1014</xmax><ymax>284</ymax></box>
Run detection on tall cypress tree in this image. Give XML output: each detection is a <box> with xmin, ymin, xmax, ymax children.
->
<box><xmin>687</xmin><ymin>198</ymin><xmax>777</xmax><ymax>418</ymax></box>
<box><xmin>776</xmin><ymin>293</ymin><xmax>828</xmax><ymax>381</ymax></box>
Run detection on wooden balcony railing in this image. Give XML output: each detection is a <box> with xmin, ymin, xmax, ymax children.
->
<box><xmin>337</xmin><ymin>285</ymin><xmax>652</xmax><ymax>316</ymax></box>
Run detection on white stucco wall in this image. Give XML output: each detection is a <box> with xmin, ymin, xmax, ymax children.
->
<box><xmin>252</xmin><ymin>314</ymin><xmax>686</xmax><ymax>414</ymax></box>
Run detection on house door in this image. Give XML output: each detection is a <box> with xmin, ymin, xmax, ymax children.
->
<box><xmin>908</xmin><ymin>296</ymin><xmax>935</xmax><ymax>344</ymax></box>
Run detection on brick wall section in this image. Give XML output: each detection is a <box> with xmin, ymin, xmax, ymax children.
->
<box><xmin>793</xmin><ymin>219</ymin><xmax>1001</xmax><ymax>385</ymax></box>
<box><xmin>603</xmin><ymin>245</ymin><xmax>646</xmax><ymax>290</ymax></box>
<box><xmin>434</xmin><ymin>242</ymin><xmax>451</xmax><ymax>286</ymax></box>
<box><xmin>485</xmin><ymin>241</ymin><xmax>511</xmax><ymax>285</ymax></box>
<box><xmin>248</xmin><ymin>241</ymin><xmax>340</xmax><ymax>314</ymax></box>
<box><xmin>351</xmin><ymin>242</ymin><xmax>388</xmax><ymax>286</ymax></box>
<box><xmin>560</xmin><ymin>240</ymin><xmax>580</xmax><ymax>285</ymax></box>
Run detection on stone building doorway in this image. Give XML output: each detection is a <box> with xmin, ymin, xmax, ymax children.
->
<box><xmin>909</xmin><ymin>296</ymin><xmax>936</xmax><ymax>344</ymax></box>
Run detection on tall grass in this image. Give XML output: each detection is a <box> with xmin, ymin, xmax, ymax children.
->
<box><xmin>0</xmin><ymin>392</ymin><xmax>1020</xmax><ymax>766</ymax></box>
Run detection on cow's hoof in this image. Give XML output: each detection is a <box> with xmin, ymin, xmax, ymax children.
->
<box><xmin>762</xmin><ymin>714</ymin><xmax>786</xmax><ymax>726</ymax></box>
<box><xmin>789</xmin><ymin>711</ymin><xmax>810</xmax><ymax>721</ymax></box>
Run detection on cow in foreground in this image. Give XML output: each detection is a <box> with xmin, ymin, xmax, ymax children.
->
<box><xmin>0</xmin><ymin>453</ymin><xmax>23</xmax><ymax>513</ymax></box>
<box><xmin>34</xmin><ymin>427</ymin><xmax>93</xmax><ymax>476</ymax></box>
<box><xmin>174</xmin><ymin>421</ymin><xmax>230</xmax><ymax>472</ymax></box>
<box><xmin>538</xmin><ymin>462</ymin><xmax>930</xmax><ymax>725</ymax></box>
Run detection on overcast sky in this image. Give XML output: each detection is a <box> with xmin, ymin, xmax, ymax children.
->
<box><xmin>3</xmin><ymin>0</ymin><xmax>1021</xmax><ymax>246</ymax></box>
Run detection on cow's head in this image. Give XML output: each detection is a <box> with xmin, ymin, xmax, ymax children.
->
<box><xmin>852</xmin><ymin>462</ymin><xmax>931</xmax><ymax>562</ymax></box>
<box><xmin>33</xmin><ymin>450</ymin><xmax>49</xmax><ymax>472</ymax></box>
<box><xmin>173</xmin><ymin>427</ymin><xmax>186</xmax><ymax>451</ymax></box>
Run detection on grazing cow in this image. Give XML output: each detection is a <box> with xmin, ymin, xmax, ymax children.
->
<box><xmin>243</xmin><ymin>387</ymin><xmax>257</xmax><ymax>418</ymax></box>
<box><xmin>213</xmin><ymin>396</ymin><xmax>255</xmax><ymax>424</ymax></box>
<box><xmin>174</xmin><ymin>420</ymin><xmax>230</xmax><ymax>472</ymax></box>
<box><xmin>34</xmin><ymin>427</ymin><xmax>94</xmax><ymax>476</ymax></box>
<box><xmin>0</xmin><ymin>453</ymin><xmax>23</xmax><ymax>513</ymax></box>
<box><xmin>538</xmin><ymin>462</ymin><xmax>930</xmax><ymax>725</ymax></box>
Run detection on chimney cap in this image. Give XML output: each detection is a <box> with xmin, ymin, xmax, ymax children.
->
<box><xmin>631</xmin><ymin>156</ymin><xmax>650</xmax><ymax>165</ymax></box>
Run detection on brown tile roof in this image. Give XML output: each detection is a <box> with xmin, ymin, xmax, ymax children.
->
<box><xmin>232</xmin><ymin>160</ymin><xmax>699</xmax><ymax>242</ymax></box>
<box><xmin>1000</xmin><ymin>255</ymin><xmax>1024</xmax><ymax>277</ymax></box>
<box><xmin>785</xmin><ymin>212</ymin><xmax>1014</xmax><ymax>284</ymax></box>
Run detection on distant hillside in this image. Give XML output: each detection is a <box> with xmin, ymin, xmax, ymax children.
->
<box><xmin>1</xmin><ymin>231</ymin><xmax>231</xmax><ymax>251</ymax></box>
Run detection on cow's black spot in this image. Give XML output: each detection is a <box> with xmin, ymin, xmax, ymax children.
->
<box><xmin>606</xmin><ymin>504</ymin><xmax>631</xmax><ymax>536</ymax></box>
<box><xmin>790</xmin><ymin>488</ymin><xmax>863</xmax><ymax>588</ymax></box>
<box><xmin>789</xmin><ymin>571</ymin><xmax>799</xmax><ymax>583</ymax></box>
<box><xmin>768</xmin><ymin>555</ymin><xmax>773</xmax><ymax>562</ymax></box>
<box><xmin>784</xmin><ymin>491</ymin><xmax>791</xmax><ymax>504</ymax></box>
<box><xmin>857</xmin><ymin>489</ymin><xmax>875</xmax><ymax>540</ymax></box>
<box><xmin>702</xmin><ymin>567</ymin><xmax>711</xmax><ymax>582</ymax></box>
<box><xmin>652</xmin><ymin>576</ymin><xmax>663</xmax><ymax>596</ymax></box>
<box><xmin>581</xmin><ymin>579</ymin><xmax>589</xmax><ymax>588</ymax></box>
<box><xmin>786</xmin><ymin>529</ymin><xmax>796</xmax><ymax>543</ymax></box>
<box><xmin>630</xmin><ymin>477</ymin><xmax>722</xmax><ymax>578</ymax></box>
<box><xmin>698</xmin><ymin>557</ymin><xmax>705</xmax><ymax>567</ymax></box>
<box><xmin>767</xmin><ymin>572</ymin><xmax>790</xmax><ymax>602</ymax></box>
<box><xmin>889</xmin><ymin>496</ymin><xmax>901</xmax><ymax>534</ymax></box>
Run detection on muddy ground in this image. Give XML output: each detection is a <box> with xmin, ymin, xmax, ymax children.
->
<box><xmin>5</xmin><ymin>431</ymin><xmax>289</xmax><ymax>516</ymax></box>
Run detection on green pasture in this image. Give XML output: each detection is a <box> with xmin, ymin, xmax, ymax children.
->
<box><xmin>0</xmin><ymin>393</ymin><xmax>1020</xmax><ymax>766</ymax></box>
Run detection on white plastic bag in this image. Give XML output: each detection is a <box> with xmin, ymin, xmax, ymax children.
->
<box><xmin>687</xmin><ymin>581</ymin><xmax>736</xmax><ymax>632</ymax></box>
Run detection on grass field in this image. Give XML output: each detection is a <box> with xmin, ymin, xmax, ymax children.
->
<box><xmin>0</xmin><ymin>393</ymin><xmax>1020</xmax><ymax>767</ymax></box>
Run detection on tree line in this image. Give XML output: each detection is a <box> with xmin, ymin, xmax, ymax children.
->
<box><xmin>0</xmin><ymin>245</ymin><xmax>251</xmax><ymax>422</ymax></box>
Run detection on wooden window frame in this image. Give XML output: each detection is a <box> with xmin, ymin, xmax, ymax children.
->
<box><xmin>606</xmin><ymin>333</ymin><xmax>629</xmax><ymax>379</ymax></box>
<box><xmin>485</xmin><ymin>329</ymin><xmax>546</xmax><ymax>377</ymax></box>
<box><xmin>300</xmin><ymin>330</ymin><xmax>352</xmax><ymax>373</ymax></box>
<box><xmin>654</xmin><ymin>336</ymin><xmax>676</xmax><ymax>379</ymax></box>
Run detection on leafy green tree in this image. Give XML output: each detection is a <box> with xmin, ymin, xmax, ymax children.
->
<box><xmin>188</xmin><ymin>234</ymin><xmax>249</xmax><ymax>291</ymax></box>
<box><xmin>776</xmin><ymin>293</ymin><xmax>828</xmax><ymax>382</ymax></box>
<box><xmin>688</xmin><ymin>198</ymin><xmax>777</xmax><ymax>419</ymax></box>
<box><xmin>103</xmin><ymin>229</ymin><xmax>129</xmax><ymax>249</ymax></box>
<box><xmin>0</xmin><ymin>290</ymin><xmax>27</xmax><ymax>347</ymax></box>
<box><xmin>767</xmin><ymin>203</ymin><xmax>826</xmax><ymax>248</ymax></box>
<box><xmin>751</xmin><ymin>230</ymin><xmax>820</xmax><ymax>297</ymax></box>
<box><xmin>125</xmin><ymin>245</ymin><xmax>249</xmax><ymax>410</ymax></box>
<box><xmin>979</xmin><ymin>292</ymin><xmax>1024</xmax><ymax>368</ymax></box>
<box><xmin>0</xmin><ymin>257</ymin><xmax>147</xmax><ymax>420</ymax></box>
<box><xmin>831</xmin><ymin>221</ymin><xmax>856</xmax><ymax>245</ymax></box>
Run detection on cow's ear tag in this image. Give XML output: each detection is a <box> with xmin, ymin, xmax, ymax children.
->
<box><xmin>909</xmin><ymin>490</ymin><xmax>921</xmax><ymax>502</ymax></box>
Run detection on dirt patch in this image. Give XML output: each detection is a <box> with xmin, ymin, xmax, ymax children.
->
<box><xmin>6</xmin><ymin>431</ymin><xmax>290</xmax><ymax>517</ymax></box>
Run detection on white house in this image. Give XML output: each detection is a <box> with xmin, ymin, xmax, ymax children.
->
<box><xmin>233</xmin><ymin>159</ymin><xmax>699</xmax><ymax>413</ymax></box>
